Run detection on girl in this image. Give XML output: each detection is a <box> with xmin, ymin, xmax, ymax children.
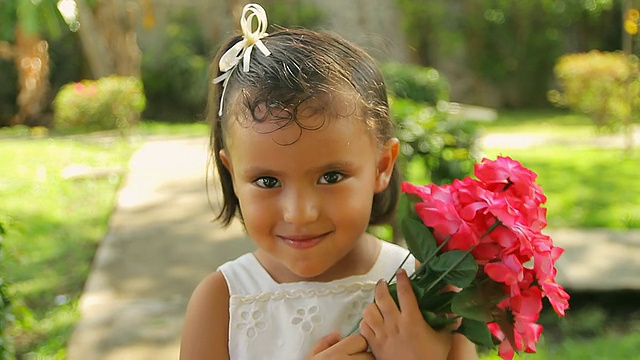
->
<box><xmin>180</xmin><ymin>4</ymin><xmax>478</xmax><ymax>359</ymax></box>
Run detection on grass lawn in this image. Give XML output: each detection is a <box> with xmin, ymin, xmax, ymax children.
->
<box><xmin>1</xmin><ymin>135</ymin><xmax>137</xmax><ymax>357</ymax></box>
<box><xmin>479</xmin><ymin>109</ymin><xmax>593</xmax><ymax>134</ymax></box>
<box><xmin>0</xmin><ymin>121</ymin><xmax>208</xmax><ymax>358</ymax></box>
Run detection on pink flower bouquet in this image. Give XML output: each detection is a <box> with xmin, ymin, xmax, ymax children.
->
<box><xmin>394</xmin><ymin>156</ymin><xmax>570</xmax><ymax>359</ymax></box>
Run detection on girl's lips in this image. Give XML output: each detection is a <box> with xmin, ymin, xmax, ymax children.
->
<box><xmin>278</xmin><ymin>233</ymin><xmax>328</xmax><ymax>249</ymax></box>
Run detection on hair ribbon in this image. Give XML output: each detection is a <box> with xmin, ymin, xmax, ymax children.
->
<box><xmin>214</xmin><ymin>3</ymin><xmax>272</xmax><ymax>116</ymax></box>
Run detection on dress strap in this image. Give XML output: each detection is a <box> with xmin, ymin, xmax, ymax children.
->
<box><xmin>218</xmin><ymin>253</ymin><xmax>279</xmax><ymax>295</ymax></box>
<box><xmin>366</xmin><ymin>240</ymin><xmax>416</xmax><ymax>281</ymax></box>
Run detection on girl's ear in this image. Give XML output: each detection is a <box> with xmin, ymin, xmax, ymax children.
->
<box><xmin>219</xmin><ymin>149</ymin><xmax>233</xmax><ymax>175</ymax></box>
<box><xmin>374</xmin><ymin>137</ymin><xmax>400</xmax><ymax>193</ymax></box>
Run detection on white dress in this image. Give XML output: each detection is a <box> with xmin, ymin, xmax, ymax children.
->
<box><xmin>217</xmin><ymin>240</ymin><xmax>416</xmax><ymax>360</ymax></box>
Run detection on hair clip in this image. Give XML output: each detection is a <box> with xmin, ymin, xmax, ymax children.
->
<box><xmin>214</xmin><ymin>3</ymin><xmax>272</xmax><ymax>116</ymax></box>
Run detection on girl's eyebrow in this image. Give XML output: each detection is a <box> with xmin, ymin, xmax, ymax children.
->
<box><xmin>242</xmin><ymin>161</ymin><xmax>357</xmax><ymax>177</ymax></box>
<box><xmin>310</xmin><ymin>161</ymin><xmax>356</xmax><ymax>172</ymax></box>
<box><xmin>242</xmin><ymin>166</ymin><xmax>283</xmax><ymax>178</ymax></box>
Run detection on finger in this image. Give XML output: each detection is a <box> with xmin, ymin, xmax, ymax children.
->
<box><xmin>361</xmin><ymin>303</ymin><xmax>383</xmax><ymax>334</ymax></box>
<box><xmin>334</xmin><ymin>333</ymin><xmax>369</xmax><ymax>355</ymax></box>
<box><xmin>373</xmin><ymin>279</ymin><xmax>400</xmax><ymax>320</ymax></box>
<box><xmin>395</xmin><ymin>269</ymin><xmax>421</xmax><ymax>317</ymax></box>
<box><xmin>350</xmin><ymin>352</ymin><xmax>375</xmax><ymax>360</ymax></box>
<box><xmin>358</xmin><ymin>317</ymin><xmax>375</xmax><ymax>340</ymax></box>
<box><xmin>309</xmin><ymin>332</ymin><xmax>341</xmax><ymax>355</ymax></box>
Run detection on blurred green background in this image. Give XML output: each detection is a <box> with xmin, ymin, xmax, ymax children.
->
<box><xmin>1</xmin><ymin>0</ymin><xmax>639</xmax><ymax>358</ymax></box>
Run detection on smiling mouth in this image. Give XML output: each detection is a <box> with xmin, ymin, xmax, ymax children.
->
<box><xmin>278</xmin><ymin>233</ymin><xmax>329</xmax><ymax>249</ymax></box>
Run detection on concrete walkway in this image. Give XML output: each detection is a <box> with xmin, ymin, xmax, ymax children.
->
<box><xmin>67</xmin><ymin>137</ymin><xmax>255</xmax><ymax>360</ymax></box>
<box><xmin>67</xmin><ymin>135</ymin><xmax>640</xmax><ymax>359</ymax></box>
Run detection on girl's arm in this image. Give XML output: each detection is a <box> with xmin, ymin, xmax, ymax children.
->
<box><xmin>449</xmin><ymin>333</ymin><xmax>478</xmax><ymax>360</ymax></box>
<box><xmin>180</xmin><ymin>272</ymin><xmax>230</xmax><ymax>360</ymax></box>
<box><xmin>359</xmin><ymin>269</ymin><xmax>478</xmax><ymax>360</ymax></box>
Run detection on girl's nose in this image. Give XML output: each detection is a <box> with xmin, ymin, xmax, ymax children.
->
<box><xmin>282</xmin><ymin>187</ymin><xmax>320</xmax><ymax>224</ymax></box>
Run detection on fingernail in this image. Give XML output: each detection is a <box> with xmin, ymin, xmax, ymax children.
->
<box><xmin>377</xmin><ymin>278</ymin><xmax>386</xmax><ymax>286</ymax></box>
<box><xmin>397</xmin><ymin>269</ymin><xmax>406</xmax><ymax>277</ymax></box>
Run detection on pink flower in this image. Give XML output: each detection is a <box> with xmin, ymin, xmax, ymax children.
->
<box><xmin>73</xmin><ymin>82</ymin><xmax>85</xmax><ymax>94</ymax></box>
<box><xmin>514</xmin><ymin>318</ymin><xmax>543</xmax><ymax>353</ymax></box>
<box><xmin>533</xmin><ymin>242</ymin><xmax>563</xmax><ymax>281</ymax></box>
<box><xmin>510</xmin><ymin>286</ymin><xmax>543</xmax><ymax>321</ymax></box>
<box><xmin>475</xmin><ymin>156</ymin><xmax>546</xmax><ymax>205</ymax></box>
<box><xmin>409</xmin><ymin>182</ymin><xmax>481</xmax><ymax>250</ymax></box>
<box><xmin>485</xmin><ymin>254</ymin><xmax>525</xmax><ymax>287</ymax></box>
<box><xmin>488</xmin><ymin>322</ymin><xmax>515</xmax><ymax>360</ymax></box>
<box><xmin>401</xmin><ymin>181</ymin><xmax>433</xmax><ymax>202</ymax></box>
<box><xmin>398</xmin><ymin>157</ymin><xmax>568</xmax><ymax>360</ymax></box>
<box><xmin>541</xmin><ymin>280</ymin><xmax>571</xmax><ymax>316</ymax></box>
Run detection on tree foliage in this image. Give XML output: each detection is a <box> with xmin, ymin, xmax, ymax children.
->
<box><xmin>396</xmin><ymin>0</ymin><xmax>621</xmax><ymax>108</ymax></box>
<box><xmin>549</xmin><ymin>50</ymin><xmax>639</xmax><ymax>150</ymax></box>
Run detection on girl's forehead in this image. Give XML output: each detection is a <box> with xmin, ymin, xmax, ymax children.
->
<box><xmin>224</xmin><ymin>113</ymin><xmax>379</xmax><ymax>171</ymax></box>
<box><xmin>225</xmin><ymin>111</ymin><xmax>373</xmax><ymax>147</ymax></box>
<box><xmin>225</xmin><ymin>95</ymin><xmax>375</xmax><ymax>146</ymax></box>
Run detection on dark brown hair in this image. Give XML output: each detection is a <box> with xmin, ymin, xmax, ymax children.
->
<box><xmin>208</xmin><ymin>28</ymin><xmax>400</xmax><ymax>226</ymax></box>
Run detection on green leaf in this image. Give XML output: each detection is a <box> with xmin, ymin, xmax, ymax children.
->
<box><xmin>414</xmin><ymin>270</ymin><xmax>446</xmax><ymax>300</ymax></box>
<box><xmin>400</xmin><ymin>217</ymin><xmax>437</xmax><ymax>262</ymax></box>
<box><xmin>418</xmin><ymin>289</ymin><xmax>456</xmax><ymax>313</ymax></box>
<box><xmin>397</xmin><ymin>192</ymin><xmax>422</xmax><ymax>223</ymax></box>
<box><xmin>421</xmin><ymin>310</ymin><xmax>457</xmax><ymax>331</ymax></box>
<box><xmin>451</xmin><ymin>285</ymin><xmax>493</xmax><ymax>322</ymax></box>
<box><xmin>428</xmin><ymin>250</ymin><xmax>478</xmax><ymax>288</ymax></box>
<box><xmin>397</xmin><ymin>193</ymin><xmax>438</xmax><ymax>262</ymax></box>
<box><xmin>456</xmin><ymin>318</ymin><xmax>494</xmax><ymax>348</ymax></box>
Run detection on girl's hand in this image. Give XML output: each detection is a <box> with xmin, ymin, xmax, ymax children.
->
<box><xmin>304</xmin><ymin>332</ymin><xmax>374</xmax><ymax>359</ymax></box>
<box><xmin>359</xmin><ymin>269</ymin><xmax>453</xmax><ymax>360</ymax></box>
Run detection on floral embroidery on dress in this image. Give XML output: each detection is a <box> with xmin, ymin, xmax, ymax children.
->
<box><xmin>236</xmin><ymin>309</ymin><xmax>267</xmax><ymax>338</ymax></box>
<box><xmin>346</xmin><ymin>297</ymin><xmax>371</xmax><ymax>324</ymax></box>
<box><xmin>291</xmin><ymin>305</ymin><xmax>323</xmax><ymax>332</ymax></box>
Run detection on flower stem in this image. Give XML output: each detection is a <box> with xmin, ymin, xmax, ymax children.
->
<box><xmin>423</xmin><ymin>246</ymin><xmax>476</xmax><ymax>293</ymax></box>
<box><xmin>388</xmin><ymin>252</ymin><xmax>411</xmax><ymax>284</ymax></box>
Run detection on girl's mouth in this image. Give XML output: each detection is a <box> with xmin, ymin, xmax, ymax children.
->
<box><xmin>278</xmin><ymin>233</ymin><xmax>329</xmax><ymax>249</ymax></box>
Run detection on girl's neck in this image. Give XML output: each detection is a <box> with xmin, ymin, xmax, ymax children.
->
<box><xmin>255</xmin><ymin>233</ymin><xmax>381</xmax><ymax>284</ymax></box>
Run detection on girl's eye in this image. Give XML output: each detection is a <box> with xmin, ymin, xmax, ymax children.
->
<box><xmin>319</xmin><ymin>171</ymin><xmax>345</xmax><ymax>185</ymax></box>
<box><xmin>255</xmin><ymin>176</ymin><xmax>280</xmax><ymax>188</ymax></box>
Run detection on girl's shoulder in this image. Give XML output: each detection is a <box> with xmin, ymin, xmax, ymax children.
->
<box><xmin>180</xmin><ymin>272</ymin><xmax>230</xmax><ymax>359</ymax></box>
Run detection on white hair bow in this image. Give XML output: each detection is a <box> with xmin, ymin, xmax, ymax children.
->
<box><xmin>214</xmin><ymin>3</ymin><xmax>272</xmax><ymax>116</ymax></box>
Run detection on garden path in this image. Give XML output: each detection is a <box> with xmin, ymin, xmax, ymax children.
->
<box><xmin>66</xmin><ymin>131</ymin><xmax>640</xmax><ymax>360</ymax></box>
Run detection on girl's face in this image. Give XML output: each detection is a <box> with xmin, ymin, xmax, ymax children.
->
<box><xmin>220</xmin><ymin>107</ymin><xmax>399</xmax><ymax>283</ymax></box>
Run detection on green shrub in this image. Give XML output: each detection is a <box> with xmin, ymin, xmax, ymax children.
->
<box><xmin>382</xmin><ymin>63</ymin><xmax>449</xmax><ymax>106</ymax></box>
<box><xmin>396</xmin><ymin>0</ymin><xmax>620</xmax><ymax>108</ymax></box>
<box><xmin>549</xmin><ymin>51</ymin><xmax>640</xmax><ymax>131</ymax></box>
<box><xmin>52</xmin><ymin>76</ymin><xmax>146</xmax><ymax>133</ymax></box>
<box><xmin>381</xmin><ymin>63</ymin><xmax>479</xmax><ymax>184</ymax></box>
<box><xmin>141</xmin><ymin>10</ymin><xmax>208</xmax><ymax>121</ymax></box>
<box><xmin>391</xmin><ymin>96</ymin><xmax>479</xmax><ymax>185</ymax></box>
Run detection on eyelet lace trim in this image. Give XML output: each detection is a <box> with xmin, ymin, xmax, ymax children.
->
<box><xmin>229</xmin><ymin>282</ymin><xmax>375</xmax><ymax>305</ymax></box>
